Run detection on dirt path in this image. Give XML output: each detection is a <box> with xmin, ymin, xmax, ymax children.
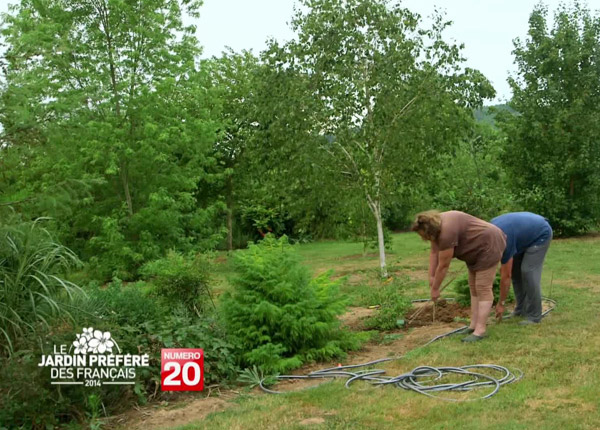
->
<box><xmin>109</xmin><ymin>393</ymin><xmax>235</xmax><ymax>430</ymax></box>
<box><xmin>113</xmin><ymin>297</ymin><xmax>562</xmax><ymax>430</ymax></box>
<box><xmin>110</xmin><ymin>306</ymin><xmax>466</xmax><ymax>430</ymax></box>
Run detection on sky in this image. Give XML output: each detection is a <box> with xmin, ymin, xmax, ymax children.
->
<box><xmin>0</xmin><ymin>0</ymin><xmax>595</xmax><ymax>103</ymax></box>
<box><xmin>192</xmin><ymin>0</ymin><xmax>585</xmax><ymax>104</ymax></box>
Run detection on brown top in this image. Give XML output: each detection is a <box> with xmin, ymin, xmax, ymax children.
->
<box><xmin>437</xmin><ymin>211</ymin><xmax>506</xmax><ymax>271</ymax></box>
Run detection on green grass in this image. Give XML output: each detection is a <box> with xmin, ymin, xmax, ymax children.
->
<box><xmin>186</xmin><ymin>233</ymin><xmax>600</xmax><ymax>430</ymax></box>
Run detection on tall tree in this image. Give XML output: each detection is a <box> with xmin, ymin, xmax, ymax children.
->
<box><xmin>208</xmin><ymin>51</ymin><xmax>261</xmax><ymax>250</ymax></box>
<box><xmin>264</xmin><ymin>0</ymin><xmax>494</xmax><ymax>277</ymax></box>
<box><xmin>499</xmin><ymin>3</ymin><xmax>600</xmax><ymax>235</ymax></box>
<box><xmin>1</xmin><ymin>0</ymin><xmax>223</xmax><ymax>277</ymax></box>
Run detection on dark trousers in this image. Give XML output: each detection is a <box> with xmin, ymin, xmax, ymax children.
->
<box><xmin>512</xmin><ymin>236</ymin><xmax>552</xmax><ymax>322</ymax></box>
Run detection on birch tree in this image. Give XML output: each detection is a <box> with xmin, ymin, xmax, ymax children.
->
<box><xmin>265</xmin><ymin>0</ymin><xmax>494</xmax><ymax>277</ymax></box>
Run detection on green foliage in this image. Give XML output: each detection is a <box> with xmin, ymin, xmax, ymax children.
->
<box><xmin>238</xmin><ymin>365</ymin><xmax>278</xmax><ymax>389</ymax></box>
<box><xmin>0</xmin><ymin>323</ymin><xmax>139</xmax><ymax>429</ymax></box>
<box><xmin>361</xmin><ymin>280</ymin><xmax>412</xmax><ymax>331</ymax></box>
<box><xmin>1</xmin><ymin>0</ymin><xmax>225</xmax><ymax>279</ymax></box>
<box><xmin>498</xmin><ymin>3</ymin><xmax>600</xmax><ymax>235</ymax></box>
<box><xmin>222</xmin><ymin>235</ymin><xmax>358</xmax><ymax>373</ymax></box>
<box><xmin>261</xmin><ymin>0</ymin><xmax>495</xmax><ymax>275</ymax></box>
<box><xmin>83</xmin><ymin>279</ymin><xmax>237</xmax><ymax>387</ymax></box>
<box><xmin>0</xmin><ymin>216</ymin><xmax>83</xmax><ymax>356</ymax></box>
<box><xmin>239</xmin><ymin>203</ymin><xmax>288</xmax><ymax>238</ymax></box>
<box><xmin>453</xmin><ymin>274</ymin><xmax>514</xmax><ymax>307</ymax></box>
<box><xmin>0</xmin><ymin>248</ymin><xmax>237</xmax><ymax>428</ymax></box>
<box><xmin>84</xmin><ymin>278</ymin><xmax>166</xmax><ymax>327</ymax></box>
<box><xmin>0</xmin><ymin>349</ymin><xmax>63</xmax><ymax>428</ymax></box>
<box><xmin>140</xmin><ymin>314</ymin><xmax>239</xmax><ymax>386</ymax></box>
<box><xmin>86</xmin><ymin>394</ymin><xmax>103</xmax><ymax>430</ymax></box>
<box><xmin>141</xmin><ymin>251</ymin><xmax>214</xmax><ymax>315</ymax></box>
<box><xmin>430</xmin><ymin>123</ymin><xmax>515</xmax><ymax>220</ymax></box>
<box><xmin>364</xmin><ymin>226</ymin><xmax>393</xmax><ymax>254</ymax></box>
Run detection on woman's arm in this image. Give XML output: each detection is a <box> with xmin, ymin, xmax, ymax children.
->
<box><xmin>429</xmin><ymin>242</ymin><xmax>439</xmax><ymax>288</ymax></box>
<box><xmin>496</xmin><ymin>258</ymin><xmax>513</xmax><ymax>319</ymax></box>
<box><xmin>431</xmin><ymin>248</ymin><xmax>453</xmax><ymax>301</ymax></box>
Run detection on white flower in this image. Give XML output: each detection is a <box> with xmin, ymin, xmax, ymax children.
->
<box><xmin>87</xmin><ymin>330</ymin><xmax>114</xmax><ymax>354</ymax></box>
<box><xmin>73</xmin><ymin>336</ymin><xmax>88</xmax><ymax>354</ymax></box>
<box><xmin>82</xmin><ymin>327</ymin><xmax>94</xmax><ymax>341</ymax></box>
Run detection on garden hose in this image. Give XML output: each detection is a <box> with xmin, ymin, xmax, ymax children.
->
<box><xmin>259</xmin><ymin>297</ymin><xmax>556</xmax><ymax>400</ymax></box>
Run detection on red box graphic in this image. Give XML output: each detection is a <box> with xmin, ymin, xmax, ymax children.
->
<box><xmin>161</xmin><ymin>348</ymin><xmax>204</xmax><ymax>391</ymax></box>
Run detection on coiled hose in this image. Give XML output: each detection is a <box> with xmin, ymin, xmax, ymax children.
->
<box><xmin>259</xmin><ymin>297</ymin><xmax>555</xmax><ymax>400</ymax></box>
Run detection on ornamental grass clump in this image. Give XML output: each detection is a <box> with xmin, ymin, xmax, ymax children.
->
<box><xmin>223</xmin><ymin>235</ymin><xmax>357</xmax><ymax>373</ymax></box>
<box><xmin>0</xmin><ymin>217</ymin><xmax>82</xmax><ymax>356</ymax></box>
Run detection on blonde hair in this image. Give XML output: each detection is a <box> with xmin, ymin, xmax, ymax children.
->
<box><xmin>411</xmin><ymin>210</ymin><xmax>442</xmax><ymax>241</ymax></box>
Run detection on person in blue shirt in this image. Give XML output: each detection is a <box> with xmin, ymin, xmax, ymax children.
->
<box><xmin>490</xmin><ymin>212</ymin><xmax>553</xmax><ymax>324</ymax></box>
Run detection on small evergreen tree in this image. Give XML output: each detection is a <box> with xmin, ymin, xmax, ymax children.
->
<box><xmin>222</xmin><ymin>235</ymin><xmax>355</xmax><ymax>373</ymax></box>
<box><xmin>453</xmin><ymin>274</ymin><xmax>514</xmax><ymax>307</ymax></box>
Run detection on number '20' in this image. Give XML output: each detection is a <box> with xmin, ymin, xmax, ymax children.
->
<box><xmin>163</xmin><ymin>361</ymin><xmax>202</xmax><ymax>386</ymax></box>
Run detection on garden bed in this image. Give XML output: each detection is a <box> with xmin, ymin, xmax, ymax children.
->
<box><xmin>405</xmin><ymin>299</ymin><xmax>470</xmax><ymax>327</ymax></box>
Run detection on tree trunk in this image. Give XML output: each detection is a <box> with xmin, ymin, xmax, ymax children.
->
<box><xmin>226</xmin><ymin>211</ymin><xmax>233</xmax><ymax>250</ymax></box>
<box><xmin>367</xmin><ymin>195</ymin><xmax>388</xmax><ymax>278</ymax></box>
<box><xmin>120</xmin><ymin>162</ymin><xmax>133</xmax><ymax>215</ymax></box>
<box><xmin>226</xmin><ymin>176</ymin><xmax>234</xmax><ymax>251</ymax></box>
<box><xmin>569</xmin><ymin>176</ymin><xmax>574</xmax><ymax>197</ymax></box>
<box><xmin>375</xmin><ymin>209</ymin><xmax>388</xmax><ymax>278</ymax></box>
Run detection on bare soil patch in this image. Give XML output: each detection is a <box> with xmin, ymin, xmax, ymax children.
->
<box><xmin>405</xmin><ymin>300</ymin><xmax>470</xmax><ymax>327</ymax></box>
<box><xmin>339</xmin><ymin>306</ymin><xmax>377</xmax><ymax>330</ymax></box>
<box><xmin>109</xmin><ymin>391</ymin><xmax>236</xmax><ymax>430</ymax></box>
<box><xmin>299</xmin><ymin>417</ymin><xmax>326</xmax><ymax>425</ymax></box>
<box><xmin>339</xmin><ymin>252</ymin><xmax>379</xmax><ymax>260</ymax></box>
<box><xmin>270</xmin><ymin>320</ymin><xmax>466</xmax><ymax>394</ymax></box>
<box><xmin>113</xmin><ymin>314</ymin><xmax>467</xmax><ymax>429</ymax></box>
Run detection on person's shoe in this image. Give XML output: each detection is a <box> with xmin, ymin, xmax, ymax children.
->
<box><xmin>457</xmin><ymin>327</ymin><xmax>475</xmax><ymax>334</ymax></box>
<box><xmin>518</xmin><ymin>319</ymin><xmax>540</xmax><ymax>326</ymax></box>
<box><xmin>462</xmin><ymin>334</ymin><xmax>486</xmax><ymax>342</ymax></box>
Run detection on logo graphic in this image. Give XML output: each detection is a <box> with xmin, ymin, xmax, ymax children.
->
<box><xmin>161</xmin><ymin>348</ymin><xmax>204</xmax><ymax>391</ymax></box>
<box><xmin>38</xmin><ymin>327</ymin><xmax>149</xmax><ymax>387</ymax></box>
<box><xmin>72</xmin><ymin>327</ymin><xmax>120</xmax><ymax>354</ymax></box>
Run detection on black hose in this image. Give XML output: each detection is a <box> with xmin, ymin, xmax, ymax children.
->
<box><xmin>259</xmin><ymin>297</ymin><xmax>555</xmax><ymax>400</ymax></box>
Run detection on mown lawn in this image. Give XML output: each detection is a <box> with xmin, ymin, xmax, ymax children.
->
<box><xmin>183</xmin><ymin>233</ymin><xmax>600</xmax><ymax>430</ymax></box>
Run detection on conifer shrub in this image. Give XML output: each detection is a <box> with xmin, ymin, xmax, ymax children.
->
<box><xmin>222</xmin><ymin>235</ymin><xmax>359</xmax><ymax>373</ymax></box>
<box><xmin>453</xmin><ymin>273</ymin><xmax>514</xmax><ymax>306</ymax></box>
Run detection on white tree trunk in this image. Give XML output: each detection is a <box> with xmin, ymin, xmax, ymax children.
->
<box><xmin>367</xmin><ymin>195</ymin><xmax>388</xmax><ymax>278</ymax></box>
<box><xmin>375</xmin><ymin>208</ymin><xmax>388</xmax><ymax>278</ymax></box>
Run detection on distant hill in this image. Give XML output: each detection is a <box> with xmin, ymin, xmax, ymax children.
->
<box><xmin>474</xmin><ymin>104</ymin><xmax>517</xmax><ymax>126</ymax></box>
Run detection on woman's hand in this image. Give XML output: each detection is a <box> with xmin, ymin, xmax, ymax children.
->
<box><xmin>431</xmin><ymin>287</ymin><xmax>440</xmax><ymax>302</ymax></box>
<box><xmin>495</xmin><ymin>303</ymin><xmax>505</xmax><ymax>320</ymax></box>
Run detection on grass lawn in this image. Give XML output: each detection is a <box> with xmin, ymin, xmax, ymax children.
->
<box><xmin>181</xmin><ymin>233</ymin><xmax>600</xmax><ymax>430</ymax></box>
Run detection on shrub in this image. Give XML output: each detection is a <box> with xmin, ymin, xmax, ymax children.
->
<box><xmin>222</xmin><ymin>235</ymin><xmax>359</xmax><ymax>373</ymax></box>
<box><xmin>140</xmin><ymin>251</ymin><xmax>214</xmax><ymax>315</ymax></box>
<box><xmin>361</xmin><ymin>280</ymin><xmax>412</xmax><ymax>331</ymax></box>
<box><xmin>0</xmin><ymin>265</ymin><xmax>238</xmax><ymax>428</ymax></box>
<box><xmin>84</xmin><ymin>278</ymin><xmax>166</xmax><ymax>327</ymax></box>
<box><xmin>453</xmin><ymin>273</ymin><xmax>515</xmax><ymax>306</ymax></box>
<box><xmin>81</xmin><ymin>279</ymin><xmax>237</xmax><ymax>389</ymax></box>
<box><xmin>0</xmin><ymin>324</ymin><xmax>136</xmax><ymax>429</ymax></box>
<box><xmin>141</xmin><ymin>314</ymin><xmax>239</xmax><ymax>385</ymax></box>
<box><xmin>0</xmin><ymin>217</ymin><xmax>83</xmax><ymax>356</ymax></box>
